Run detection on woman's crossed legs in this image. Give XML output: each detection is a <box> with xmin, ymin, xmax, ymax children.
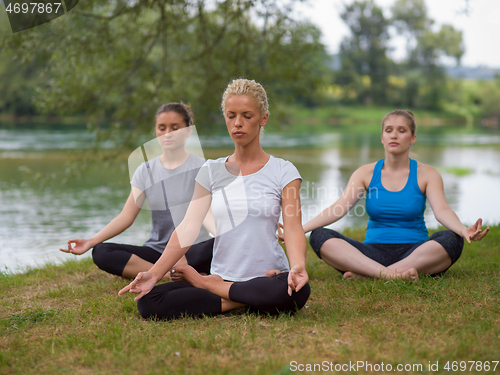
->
<box><xmin>137</xmin><ymin>266</ymin><xmax>311</xmax><ymax>320</ymax></box>
<box><xmin>309</xmin><ymin>228</ymin><xmax>463</xmax><ymax>281</ymax></box>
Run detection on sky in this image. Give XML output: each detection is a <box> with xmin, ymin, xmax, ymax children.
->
<box><xmin>294</xmin><ymin>0</ymin><xmax>500</xmax><ymax>68</ymax></box>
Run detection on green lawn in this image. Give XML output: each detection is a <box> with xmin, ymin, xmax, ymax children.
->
<box><xmin>1</xmin><ymin>227</ymin><xmax>499</xmax><ymax>374</ymax></box>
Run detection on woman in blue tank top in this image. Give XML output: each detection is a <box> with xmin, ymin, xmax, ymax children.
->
<box><xmin>288</xmin><ymin>110</ymin><xmax>490</xmax><ymax>281</ymax></box>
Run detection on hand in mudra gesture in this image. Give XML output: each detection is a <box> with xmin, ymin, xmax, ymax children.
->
<box><xmin>461</xmin><ymin>218</ymin><xmax>490</xmax><ymax>244</ymax></box>
<box><xmin>118</xmin><ymin>271</ymin><xmax>158</xmax><ymax>301</ymax></box>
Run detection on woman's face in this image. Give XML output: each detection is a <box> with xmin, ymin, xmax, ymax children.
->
<box><xmin>155</xmin><ymin>111</ymin><xmax>191</xmax><ymax>151</ymax></box>
<box><xmin>224</xmin><ymin>95</ymin><xmax>268</xmax><ymax>147</ymax></box>
<box><xmin>381</xmin><ymin>115</ymin><xmax>416</xmax><ymax>153</ymax></box>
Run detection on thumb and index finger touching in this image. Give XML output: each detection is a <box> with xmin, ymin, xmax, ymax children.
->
<box><xmin>59</xmin><ymin>239</ymin><xmax>78</xmax><ymax>253</ymax></box>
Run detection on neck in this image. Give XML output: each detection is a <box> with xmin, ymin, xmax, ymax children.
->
<box><xmin>231</xmin><ymin>139</ymin><xmax>267</xmax><ymax>164</ymax></box>
<box><xmin>160</xmin><ymin>149</ymin><xmax>190</xmax><ymax>169</ymax></box>
<box><xmin>383</xmin><ymin>152</ymin><xmax>410</xmax><ymax>171</ymax></box>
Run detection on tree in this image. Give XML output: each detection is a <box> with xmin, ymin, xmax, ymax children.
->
<box><xmin>391</xmin><ymin>0</ymin><xmax>429</xmax><ymax>68</ymax></box>
<box><xmin>391</xmin><ymin>0</ymin><xmax>464</xmax><ymax>110</ymax></box>
<box><xmin>1</xmin><ymin>0</ymin><xmax>329</xmax><ymax>143</ymax></box>
<box><xmin>337</xmin><ymin>0</ymin><xmax>391</xmax><ymax>105</ymax></box>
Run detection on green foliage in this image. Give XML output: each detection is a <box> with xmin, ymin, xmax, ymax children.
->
<box><xmin>0</xmin><ymin>9</ymin><xmax>47</xmax><ymax>116</ymax></box>
<box><xmin>1</xmin><ymin>0</ymin><xmax>493</xmax><ymax>130</ymax></box>
<box><xmin>333</xmin><ymin>0</ymin><xmax>466</xmax><ymax>112</ymax></box>
<box><xmin>391</xmin><ymin>1</ymin><xmax>464</xmax><ymax>111</ymax></box>
<box><xmin>443</xmin><ymin>77</ymin><xmax>500</xmax><ymax>123</ymax></box>
<box><xmin>391</xmin><ymin>0</ymin><xmax>429</xmax><ymax>36</ymax></box>
<box><xmin>336</xmin><ymin>0</ymin><xmax>391</xmax><ymax>105</ymax></box>
<box><xmin>1</xmin><ymin>0</ymin><xmax>330</xmax><ymax>143</ymax></box>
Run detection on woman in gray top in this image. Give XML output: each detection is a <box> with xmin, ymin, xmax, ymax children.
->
<box><xmin>60</xmin><ymin>103</ymin><xmax>214</xmax><ymax>278</ymax></box>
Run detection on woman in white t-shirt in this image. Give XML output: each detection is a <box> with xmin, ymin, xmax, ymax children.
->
<box><xmin>119</xmin><ymin>79</ymin><xmax>310</xmax><ymax>319</ymax></box>
<box><xmin>60</xmin><ymin>103</ymin><xmax>214</xmax><ymax>279</ymax></box>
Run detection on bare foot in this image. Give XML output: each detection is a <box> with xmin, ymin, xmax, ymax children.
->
<box><xmin>170</xmin><ymin>265</ymin><xmax>207</xmax><ymax>288</ymax></box>
<box><xmin>170</xmin><ymin>265</ymin><xmax>225</xmax><ymax>287</ymax></box>
<box><xmin>401</xmin><ymin>268</ymin><xmax>419</xmax><ymax>282</ymax></box>
<box><xmin>204</xmin><ymin>274</ymin><xmax>224</xmax><ymax>282</ymax></box>
<box><xmin>263</xmin><ymin>269</ymin><xmax>282</xmax><ymax>277</ymax></box>
<box><xmin>343</xmin><ymin>271</ymin><xmax>367</xmax><ymax>280</ymax></box>
<box><xmin>383</xmin><ymin>268</ymin><xmax>419</xmax><ymax>282</ymax></box>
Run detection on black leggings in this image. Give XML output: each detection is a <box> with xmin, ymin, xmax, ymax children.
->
<box><xmin>310</xmin><ymin>228</ymin><xmax>464</xmax><ymax>274</ymax></box>
<box><xmin>92</xmin><ymin>238</ymin><xmax>214</xmax><ymax>276</ymax></box>
<box><xmin>137</xmin><ymin>272</ymin><xmax>311</xmax><ymax>320</ymax></box>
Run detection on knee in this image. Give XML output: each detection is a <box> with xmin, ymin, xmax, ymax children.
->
<box><xmin>310</xmin><ymin>228</ymin><xmax>342</xmax><ymax>256</ymax></box>
<box><xmin>137</xmin><ymin>295</ymin><xmax>156</xmax><ymax>320</ymax></box>
<box><xmin>272</xmin><ymin>275</ymin><xmax>311</xmax><ymax>313</ymax></box>
<box><xmin>431</xmin><ymin>230</ymin><xmax>464</xmax><ymax>264</ymax></box>
<box><xmin>292</xmin><ymin>282</ymin><xmax>311</xmax><ymax>311</ymax></box>
<box><xmin>448</xmin><ymin>232</ymin><xmax>464</xmax><ymax>264</ymax></box>
<box><xmin>91</xmin><ymin>243</ymin><xmax>108</xmax><ymax>269</ymax></box>
<box><xmin>91</xmin><ymin>243</ymin><xmax>122</xmax><ymax>275</ymax></box>
<box><xmin>309</xmin><ymin>228</ymin><xmax>325</xmax><ymax>249</ymax></box>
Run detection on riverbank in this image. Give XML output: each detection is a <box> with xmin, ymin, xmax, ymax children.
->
<box><xmin>1</xmin><ymin>227</ymin><xmax>499</xmax><ymax>374</ymax></box>
<box><xmin>270</xmin><ymin>105</ymin><xmax>473</xmax><ymax>134</ymax></box>
<box><xmin>1</xmin><ymin>105</ymin><xmax>474</xmax><ymax>135</ymax></box>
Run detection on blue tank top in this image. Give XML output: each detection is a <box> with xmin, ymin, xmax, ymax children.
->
<box><xmin>364</xmin><ymin>158</ymin><xmax>428</xmax><ymax>244</ymax></box>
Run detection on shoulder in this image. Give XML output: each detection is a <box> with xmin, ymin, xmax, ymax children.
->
<box><xmin>267</xmin><ymin>156</ymin><xmax>301</xmax><ymax>189</ymax></box>
<box><xmin>353</xmin><ymin>162</ymin><xmax>377</xmax><ymax>179</ymax></box>
<box><xmin>269</xmin><ymin>155</ymin><xmax>298</xmax><ymax>169</ymax></box>
<box><xmin>133</xmin><ymin>156</ymin><xmax>158</xmax><ymax>175</ymax></box>
<box><xmin>189</xmin><ymin>153</ymin><xmax>207</xmax><ymax>167</ymax></box>
<box><xmin>131</xmin><ymin>157</ymin><xmax>159</xmax><ymax>187</ymax></box>
<box><xmin>347</xmin><ymin>162</ymin><xmax>377</xmax><ymax>189</ymax></box>
<box><xmin>197</xmin><ymin>156</ymin><xmax>228</xmax><ymax>182</ymax></box>
<box><xmin>416</xmin><ymin>161</ymin><xmax>441</xmax><ymax>180</ymax></box>
<box><xmin>201</xmin><ymin>157</ymin><xmax>226</xmax><ymax>168</ymax></box>
<box><xmin>356</xmin><ymin>162</ymin><xmax>377</xmax><ymax>175</ymax></box>
<box><xmin>269</xmin><ymin>156</ymin><xmax>300</xmax><ymax>175</ymax></box>
<box><xmin>137</xmin><ymin>155</ymin><xmax>161</xmax><ymax>169</ymax></box>
<box><xmin>416</xmin><ymin>162</ymin><xmax>443</xmax><ymax>194</ymax></box>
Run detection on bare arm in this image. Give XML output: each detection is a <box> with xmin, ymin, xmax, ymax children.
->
<box><xmin>281</xmin><ymin>179</ymin><xmax>308</xmax><ymax>295</ymax></box>
<box><xmin>202</xmin><ymin>207</ymin><xmax>216</xmax><ymax>237</ymax></box>
<box><xmin>119</xmin><ymin>182</ymin><xmax>212</xmax><ymax>299</ymax></box>
<box><xmin>425</xmin><ymin>165</ymin><xmax>489</xmax><ymax>243</ymax></box>
<box><xmin>60</xmin><ymin>187</ymin><xmax>143</xmax><ymax>255</ymax></box>
<box><xmin>302</xmin><ymin>166</ymin><xmax>368</xmax><ymax>233</ymax></box>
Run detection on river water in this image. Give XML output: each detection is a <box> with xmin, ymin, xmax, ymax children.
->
<box><xmin>1</xmin><ymin>126</ymin><xmax>499</xmax><ymax>273</ymax></box>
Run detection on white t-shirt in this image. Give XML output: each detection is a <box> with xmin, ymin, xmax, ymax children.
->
<box><xmin>130</xmin><ymin>153</ymin><xmax>211</xmax><ymax>252</ymax></box>
<box><xmin>195</xmin><ymin>155</ymin><xmax>301</xmax><ymax>281</ymax></box>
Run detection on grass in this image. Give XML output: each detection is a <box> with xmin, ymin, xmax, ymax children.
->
<box><xmin>1</xmin><ymin>226</ymin><xmax>499</xmax><ymax>374</ymax></box>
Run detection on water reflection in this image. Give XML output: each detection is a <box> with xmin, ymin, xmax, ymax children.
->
<box><xmin>1</xmin><ymin>128</ymin><xmax>499</xmax><ymax>273</ymax></box>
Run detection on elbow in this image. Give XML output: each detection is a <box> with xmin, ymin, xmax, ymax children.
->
<box><xmin>433</xmin><ymin>207</ymin><xmax>452</xmax><ymax>223</ymax></box>
<box><xmin>175</xmin><ymin>223</ymin><xmax>200</xmax><ymax>248</ymax></box>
